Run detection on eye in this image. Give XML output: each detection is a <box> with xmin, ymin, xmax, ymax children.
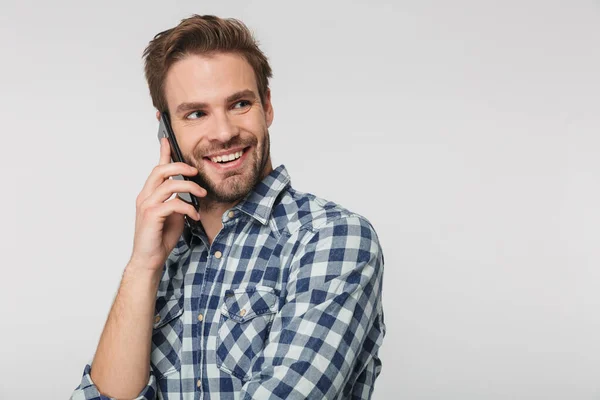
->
<box><xmin>186</xmin><ymin>110</ymin><xmax>206</xmax><ymax>120</ymax></box>
<box><xmin>233</xmin><ymin>100</ymin><xmax>251</xmax><ymax>109</ymax></box>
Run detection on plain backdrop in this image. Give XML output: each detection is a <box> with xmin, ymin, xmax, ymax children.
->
<box><xmin>1</xmin><ymin>1</ymin><xmax>599</xmax><ymax>399</ymax></box>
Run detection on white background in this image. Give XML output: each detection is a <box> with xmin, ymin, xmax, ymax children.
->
<box><xmin>1</xmin><ymin>1</ymin><xmax>599</xmax><ymax>399</ymax></box>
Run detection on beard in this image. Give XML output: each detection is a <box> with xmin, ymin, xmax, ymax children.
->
<box><xmin>187</xmin><ymin>129</ymin><xmax>271</xmax><ymax>208</ymax></box>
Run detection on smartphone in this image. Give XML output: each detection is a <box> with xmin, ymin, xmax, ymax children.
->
<box><xmin>157</xmin><ymin>112</ymin><xmax>201</xmax><ymax>231</ymax></box>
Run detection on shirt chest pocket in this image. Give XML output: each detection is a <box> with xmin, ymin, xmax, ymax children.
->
<box><xmin>216</xmin><ymin>286</ymin><xmax>279</xmax><ymax>381</ymax></box>
<box><xmin>151</xmin><ymin>297</ymin><xmax>184</xmax><ymax>379</ymax></box>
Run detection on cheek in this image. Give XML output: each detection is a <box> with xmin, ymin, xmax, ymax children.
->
<box><xmin>239</xmin><ymin>114</ymin><xmax>263</xmax><ymax>132</ymax></box>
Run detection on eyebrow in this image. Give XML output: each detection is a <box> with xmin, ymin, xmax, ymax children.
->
<box><xmin>175</xmin><ymin>89</ymin><xmax>258</xmax><ymax>115</ymax></box>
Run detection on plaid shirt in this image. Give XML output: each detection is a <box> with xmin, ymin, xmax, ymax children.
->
<box><xmin>71</xmin><ymin>164</ymin><xmax>386</xmax><ymax>400</ymax></box>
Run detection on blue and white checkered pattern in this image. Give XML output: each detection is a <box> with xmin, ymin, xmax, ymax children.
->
<box><xmin>70</xmin><ymin>164</ymin><xmax>386</xmax><ymax>400</ymax></box>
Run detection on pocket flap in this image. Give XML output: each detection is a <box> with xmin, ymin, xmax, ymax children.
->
<box><xmin>220</xmin><ymin>286</ymin><xmax>278</xmax><ymax>323</ymax></box>
<box><xmin>153</xmin><ymin>296</ymin><xmax>184</xmax><ymax>329</ymax></box>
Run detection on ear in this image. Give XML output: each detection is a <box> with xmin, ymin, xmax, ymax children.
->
<box><xmin>155</xmin><ymin>110</ymin><xmax>161</xmax><ymax>121</ymax></box>
<box><xmin>264</xmin><ymin>89</ymin><xmax>274</xmax><ymax>128</ymax></box>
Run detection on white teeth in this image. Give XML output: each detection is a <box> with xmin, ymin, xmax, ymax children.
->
<box><xmin>211</xmin><ymin>150</ymin><xmax>243</xmax><ymax>163</ymax></box>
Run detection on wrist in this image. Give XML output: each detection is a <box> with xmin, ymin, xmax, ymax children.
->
<box><xmin>124</xmin><ymin>262</ymin><xmax>163</xmax><ymax>287</ymax></box>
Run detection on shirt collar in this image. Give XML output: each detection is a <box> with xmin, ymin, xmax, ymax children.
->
<box><xmin>234</xmin><ymin>164</ymin><xmax>291</xmax><ymax>224</ymax></box>
<box><xmin>182</xmin><ymin>164</ymin><xmax>291</xmax><ymax>247</ymax></box>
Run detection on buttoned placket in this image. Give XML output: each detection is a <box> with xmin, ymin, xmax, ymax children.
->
<box><xmin>188</xmin><ymin>226</ymin><xmax>210</xmax><ymax>400</ymax></box>
<box><xmin>196</xmin><ymin>209</ymin><xmax>237</xmax><ymax>400</ymax></box>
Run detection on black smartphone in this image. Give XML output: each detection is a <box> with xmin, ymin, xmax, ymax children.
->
<box><xmin>157</xmin><ymin>111</ymin><xmax>201</xmax><ymax>231</ymax></box>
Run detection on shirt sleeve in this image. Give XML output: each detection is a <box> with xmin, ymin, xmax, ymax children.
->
<box><xmin>69</xmin><ymin>361</ymin><xmax>158</xmax><ymax>400</ymax></box>
<box><xmin>240</xmin><ymin>214</ymin><xmax>386</xmax><ymax>400</ymax></box>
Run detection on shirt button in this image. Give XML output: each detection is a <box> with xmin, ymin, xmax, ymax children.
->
<box><xmin>228</xmin><ymin>211</ymin><xmax>235</xmax><ymax>218</ymax></box>
<box><xmin>197</xmin><ymin>313</ymin><xmax>204</xmax><ymax>322</ymax></box>
<box><xmin>154</xmin><ymin>315</ymin><xmax>161</xmax><ymax>324</ymax></box>
<box><xmin>239</xmin><ymin>308</ymin><xmax>247</xmax><ymax>317</ymax></box>
<box><xmin>214</xmin><ymin>250</ymin><xmax>222</xmax><ymax>259</ymax></box>
<box><xmin>197</xmin><ymin>379</ymin><xmax>202</xmax><ymax>388</ymax></box>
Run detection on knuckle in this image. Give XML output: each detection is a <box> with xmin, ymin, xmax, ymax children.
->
<box><xmin>140</xmin><ymin>201</ymin><xmax>153</xmax><ymax>214</ymax></box>
<box><xmin>144</xmin><ymin>204</ymin><xmax>159</xmax><ymax>218</ymax></box>
<box><xmin>152</xmin><ymin>164</ymin><xmax>162</xmax><ymax>175</ymax></box>
<box><xmin>165</xmin><ymin>179</ymin><xmax>177</xmax><ymax>190</ymax></box>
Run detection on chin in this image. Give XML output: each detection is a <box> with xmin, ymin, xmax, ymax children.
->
<box><xmin>207</xmin><ymin>174</ymin><xmax>255</xmax><ymax>203</ymax></box>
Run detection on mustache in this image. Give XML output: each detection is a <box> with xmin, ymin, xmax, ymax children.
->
<box><xmin>194</xmin><ymin>139</ymin><xmax>256</xmax><ymax>159</ymax></box>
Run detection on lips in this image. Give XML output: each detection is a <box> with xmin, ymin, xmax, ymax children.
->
<box><xmin>203</xmin><ymin>146</ymin><xmax>250</xmax><ymax>171</ymax></box>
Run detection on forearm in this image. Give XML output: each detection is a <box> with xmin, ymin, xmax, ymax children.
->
<box><xmin>89</xmin><ymin>262</ymin><xmax>161</xmax><ymax>399</ymax></box>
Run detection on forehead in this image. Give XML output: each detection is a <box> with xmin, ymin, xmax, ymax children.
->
<box><xmin>164</xmin><ymin>52</ymin><xmax>258</xmax><ymax>112</ymax></box>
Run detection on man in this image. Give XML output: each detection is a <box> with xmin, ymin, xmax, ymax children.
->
<box><xmin>71</xmin><ymin>14</ymin><xmax>385</xmax><ymax>400</ymax></box>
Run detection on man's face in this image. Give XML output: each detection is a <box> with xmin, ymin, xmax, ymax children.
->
<box><xmin>163</xmin><ymin>52</ymin><xmax>274</xmax><ymax>205</ymax></box>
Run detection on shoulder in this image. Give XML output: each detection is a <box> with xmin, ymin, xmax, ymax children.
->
<box><xmin>272</xmin><ymin>186</ymin><xmax>382</xmax><ymax>251</ymax></box>
<box><xmin>277</xmin><ymin>189</ymin><xmax>384</xmax><ymax>290</ymax></box>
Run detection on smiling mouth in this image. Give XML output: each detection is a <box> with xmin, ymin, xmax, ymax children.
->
<box><xmin>203</xmin><ymin>146</ymin><xmax>250</xmax><ymax>169</ymax></box>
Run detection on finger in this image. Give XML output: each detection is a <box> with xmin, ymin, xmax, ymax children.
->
<box><xmin>144</xmin><ymin>178</ymin><xmax>207</xmax><ymax>206</ymax></box>
<box><xmin>153</xmin><ymin>197</ymin><xmax>201</xmax><ymax>221</ymax></box>
<box><xmin>137</xmin><ymin>163</ymin><xmax>198</xmax><ymax>207</ymax></box>
<box><xmin>159</xmin><ymin>137</ymin><xmax>171</xmax><ymax>165</ymax></box>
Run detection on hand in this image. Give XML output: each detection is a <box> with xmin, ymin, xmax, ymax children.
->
<box><xmin>128</xmin><ymin>137</ymin><xmax>207</xmax><ymax>273</ymax></box>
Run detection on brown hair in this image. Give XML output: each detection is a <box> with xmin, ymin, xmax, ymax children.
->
<box><xmin>142</xmin><ymin>14</ymin><xmax>273</xmax><ymax>113</ymax></box>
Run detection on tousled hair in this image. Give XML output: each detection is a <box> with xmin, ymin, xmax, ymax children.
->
<box><xmin>143</xmin><ymin>14</ymin><xmax>273</xmax><ymax>112</ymax></box>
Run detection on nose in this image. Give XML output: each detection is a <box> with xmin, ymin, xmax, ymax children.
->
<box><xmin>207</xmin><ymin>109</ymin><xmax>240</xmax><ymax>143</ymax></box>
